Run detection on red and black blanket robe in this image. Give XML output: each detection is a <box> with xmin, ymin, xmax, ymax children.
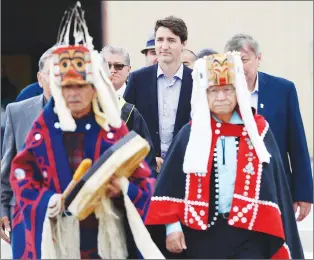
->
<box><xmin>9</xmin><ymin>98</ymin><xmax>156</xmax><ymax>260</ymax></box>
<box><xmin>145</xmin><ymin>113</ymin><xmax>304</xmax><ymax>259</ymax></box>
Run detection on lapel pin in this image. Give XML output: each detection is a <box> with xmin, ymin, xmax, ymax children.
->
<box><xmin>260</xmin><ymin>103</ymin><xmax>264</xmax><ymax>109</ymax></box>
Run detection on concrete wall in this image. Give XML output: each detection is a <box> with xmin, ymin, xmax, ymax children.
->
<box><xmin>105</xmin><ymin>1</ymin><xmax>313</xmax><ymax>155</ymax></box>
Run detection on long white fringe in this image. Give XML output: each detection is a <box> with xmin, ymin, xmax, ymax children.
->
<box><xmin>183</xmin><ymin>58</ymin><xmax>212</xmax><ymax>174</ymax></box>
<box><xmin>41</xmin><ymin>178</ymin><xmax>164</xmax><ymax>259</ymax></box>
<box><xmin>94</xmin><ymin>196</ymin><xmax>128</xmax><ymax>259</ymax></box>
<box><xmin>229</xmin><ymin>52</ymin><xmax>271</xmax><ymax>163</ymax></box>
<box><xmin>120</xmin><ymin>177</ymin><xmax>165</xmax><ymax>259</ymax></box>
<box><xmin>41</xmin><ymin>213</ymin><xmax>80</xmax><ymax>259</ymax></box>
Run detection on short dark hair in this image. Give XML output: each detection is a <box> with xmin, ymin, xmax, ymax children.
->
<box><xmin>196</xmin><ymin>48</ymin><xmax>219</xmax><ymax>59</ymax></box>
<box><xmin>154</xmin><ymin>16</ymin><xmax>188</xmax><ymax>43</ymax></box>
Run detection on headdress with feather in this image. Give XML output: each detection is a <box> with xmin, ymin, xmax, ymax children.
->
<box><xmin>49</xmin><ymin>1</ymin><xmax>121</xmax><ymax>132</ymax></box>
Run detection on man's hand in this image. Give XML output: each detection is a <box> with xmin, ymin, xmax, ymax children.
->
<box><xmin>107</xmin><ymin>176</ymin><xmax>122</xmax><ymax>198</ymax></box>
<box><xmin>0</xmin><ymin>216</ymin><xmax>11</xmax><ymax>244</ymax></box>
<box><xmin>166</xmin><ymin>231</ymin><xmax>187</xmax><ymax>254</ymax></box>
<box><xmin>293</xmin><ymin>201</ymin><xmax>312</xmax><ymax>222</ymax></box>
<box><xmin>156</xmin><ymin>157</ymin><xmax>164</xmax><ymax>173</ymax></box>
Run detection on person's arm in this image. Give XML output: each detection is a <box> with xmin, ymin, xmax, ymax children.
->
<box><xmin>1</xmin><ymin>105</ymin><xmax>16</xmax><ymax>219</ymax></box>
<box><xmin>286</xmin><ymin>82</ymin><xmax>313</xmax><ymax>203</ymax></box>
<box><xmin>0</xmin><ymin>105</ymin><xmax>16</xmax><ymax>243</ymax></box>
<box><xmin>127</xmin><ymin>160</ymin><xmax>156</xmax><ymax>220</ymax></box>
<box><xmin>9</xmin><ymin>126</ymin><xmax>61</xmax><ymax>257</ymax></box>
<box><xmin>10</xmin><ymin>137</ymin><xmax>56</xmax><ymax>211</ymax></box>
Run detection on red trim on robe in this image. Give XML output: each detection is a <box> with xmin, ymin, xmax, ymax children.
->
<box><xmin>146</xmin><ymin>114</ymin><xmax>290</xmax><ymax>258</ymax></box>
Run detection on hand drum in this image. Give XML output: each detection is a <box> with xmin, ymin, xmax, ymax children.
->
<box><xmin>64</xmin><ymin>131</ymin><xmax>150</xmax><ymax>220</ymax></box>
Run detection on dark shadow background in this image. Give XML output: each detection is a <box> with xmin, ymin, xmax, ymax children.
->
<box><xmin>1</xmin><ymin>0</ymin><xmax>103</xmax><ymax>95</ymax></box>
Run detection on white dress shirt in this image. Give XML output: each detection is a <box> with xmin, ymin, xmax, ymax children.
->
<box><xmin>157</xmin><ymin>64</ymin><xmax>183</xmax><ymax>159</ymax></box>
<box><xmin>117</xmin><ymin>83</ymin><xmax>127</xmax><ymax>97</ymax></box>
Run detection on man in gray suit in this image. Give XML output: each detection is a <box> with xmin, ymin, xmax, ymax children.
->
<box><xmin>0</xmin><ymin>48</ymin><xmax>52</xmax><ymax>244</ymax></box>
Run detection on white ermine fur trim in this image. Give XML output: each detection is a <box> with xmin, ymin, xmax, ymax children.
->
<box><xmin>64</xmin><ymin>8</ymin><xmax>75</xmax><ymax>45</ymax></box>
<box><xmin>41</xmin><ymin>177</ymin><xmax>165</xmax><ymax>259</ymax></box>
<box><xmin>94</xmin><ymin>196</ymin><xmax>128</xmax><ymax>259</ymax></box>
<box><xmin>92</xmin><ymin>97</ymin><xmax>110</xmax><ymax>132</ymax></box>
<box><xmin>49</xmin><ymin>58</ymin><xmax>77</xmax><ymax>132</ymax></box>
<box><xmin>228</xmin><ymin>52</ymin><xmax>271</xmax><ymax>163</ymax></box>
<box><xmin>120</xmin><ymin>177</ymin><xmax>165</xmax><ymax>259</ymax></box>
<box><xmin>183</xmin><ymin>58</ymin><xmax>212</xmax><ymax>174</ymax></box>
<box><xmin>41</xmin><ymin>213</ymin><xmax>80</xmax><ymax>259</ymax></box>
<box><xmin>90</xmin><ymin>51</ymin><xmax>122</xmax><ymax>129</ymax></box>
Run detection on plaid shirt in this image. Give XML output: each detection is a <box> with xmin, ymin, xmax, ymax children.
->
<box><xmin>62</xmin><ymin>131</ymin><xmax>99</xmax><ymax>245</ymax></box>
<box><xmin>63</xmin><ymin>132</ymin><xmax>85</xmax><ymax>174</ymax></box>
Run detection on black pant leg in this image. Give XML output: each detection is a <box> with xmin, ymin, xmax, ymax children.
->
<box><xmin>183</xmin><ymin>217</ymin><xmax>270</xmax><ymax>259</ymax></box>
<box><xmin>230</xmin><ymin>229</ymin><xmax>270</xmax><ymax>259</ymax></box>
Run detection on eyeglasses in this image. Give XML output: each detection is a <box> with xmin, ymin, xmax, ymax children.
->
<box><xmin>208</xmin><ymin>86</ymin><xmax>235</xmax><ymax>97</ymax></box>
<box><xmin>108</xmin><ymin>63</ymin><xmax>127</xmax><ymax>71</ymax></box>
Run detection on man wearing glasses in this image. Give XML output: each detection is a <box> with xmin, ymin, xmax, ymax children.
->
<box><xmin>101</xmin><ymin>46</ymin><xmax>131</xmax><ymax>97</ymax></box>
<box><xmin>100</xmin><ymin>46</ymin><xmax>157</xmax><ymax>175</ymax></box>
<box><xmin>145</xmin><ymin>53</ymin><xmax>304</xmax><ymax>259</ymax></box>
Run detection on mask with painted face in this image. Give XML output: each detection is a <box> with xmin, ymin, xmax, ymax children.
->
<box><xmin>49</xmin><ymin>2</ymin><xmax>121</xmax><ymax>132</ymax></box>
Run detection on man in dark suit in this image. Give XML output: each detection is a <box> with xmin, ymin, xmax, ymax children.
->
<box><xmin>0</xmin><ymin>47</ymin><xmax>52</xmax><ymax>244</ymax></box>
<box><xmin>224</xmin><ymin>33</ymin><xmax>313</xmax><ymax>221</ymax></box>
<box><xmin>124</xmin><ymin>16</ymin><xmax>193</xmax><ymax>173</ymax></box>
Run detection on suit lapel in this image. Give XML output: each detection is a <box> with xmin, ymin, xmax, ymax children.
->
<box><xmin>27</xmin><ymin>95</ymin><xmax>44</xmax><ymax>126</ymax></box>
<box><xmin>174</xmin><ymin>66</ymin><xmax>191</xmax><ymax>134</ymax></box>
<box><xmin>257</xmin><ymin>72</ymin><xmax>269</xmax><ymax>117</ymax></box>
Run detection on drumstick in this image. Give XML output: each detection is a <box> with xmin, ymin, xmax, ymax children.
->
<box><xmin>62</xmin><ymin>158</ymin><xmax>93</xmax><ymax>199</ymax></box>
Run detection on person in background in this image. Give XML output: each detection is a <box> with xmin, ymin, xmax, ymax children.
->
<box><xmin>196</xmin><ymin>48</ymin><xmax>218</xmax><ymax>59</ymax></box>
<box><xmin>124</xmin><ymin>15</ymin><xmax>193</xmax><ymax>173</ymax></box>
<box><xmin>101</xmin><ymin>45</ymin><xmax>131</xmax><ymax>97</ymax></box>
<box><xmin>15</xmin><ymin>82</ymin><xmax>42</xmax><ymax>102</ymax></box>
<box><xmin>141</xmin><ymin>33</ymin><xmax>158</xmax><ymax>67</ymax></box>
<box><xmin>1</xmin><ymin>47</ymin><xmax>52</xmax><ymax>246</ymax></box>
<box><xmin>145</xmin><ymin>52</ymin><xmax>304</xmax><ymax>259</ymax></box>
<box><xmin>15</xmin><ymin>44</ymin><xmax>63</xmax><ymax>102</ymax></box>
<box><xmin>181</xmin><ymin>49</ymin><xmax>196</xmax><ymax>69</ymax></box>
<box><xmin>100</xmin><ymin>45</ymin><xmax>157</xmax><ymax>175</ymax></box>
<box><xmin>9</xmin><ymin>7</ymin><xmax>156</xmax><ymax>256</ymax></box>
<box><xmin>124</xmin><ymin>16</ymin><xmax>193</xmax><ymax>258</ymax></box>
<box><xmin>224</xmin><ymin>33</ymin><xmax>313</xmax><ymax>221</ymax></box>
